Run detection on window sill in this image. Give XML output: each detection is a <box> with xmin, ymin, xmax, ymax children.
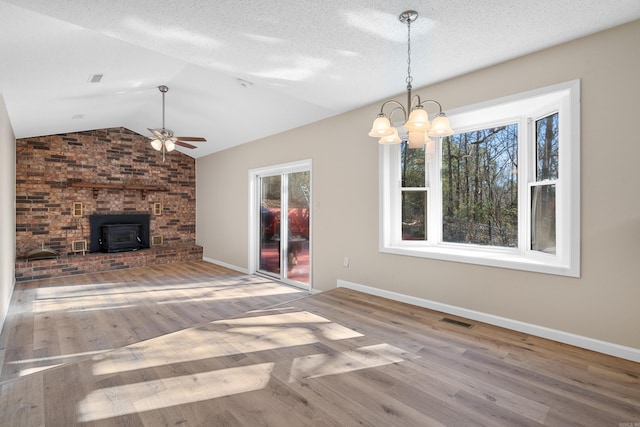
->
<box><xmin>380</xmin><ymin>244</ymin><xmax>579</xmax><ymax>277</ymax></box>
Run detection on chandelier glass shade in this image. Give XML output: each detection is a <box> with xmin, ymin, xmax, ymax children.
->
<box><xmin>379</xmin><ymin>127</ymin><xmax>402</xmax><ymax>145</ymax></box>
<box><xmin>368</xmin><ymin>10</ymin><xmax>454</xmax><ymax>148</ymax></box>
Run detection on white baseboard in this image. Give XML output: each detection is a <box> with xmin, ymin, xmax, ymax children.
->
<box><xmin>202</xmin><ymin>257</ymin><xmax>249</xmax><ymax>274</ymax></box>
<box><xmin>337</xmin><ymin>279</ymin><xmax>640</xmax><ymax>363</ymax></box>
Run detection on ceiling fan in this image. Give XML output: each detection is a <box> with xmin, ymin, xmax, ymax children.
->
<box><xmin>148</xmin><ymin>85</ymin><xmax>206</xmax><ymax>161</ymax></box>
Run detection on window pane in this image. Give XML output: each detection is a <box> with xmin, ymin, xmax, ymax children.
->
<box><xmin>531</xmin><ymin>184</ymin><xmax>556</xmax><ymax>254</ymax></box>
<box><xmin>402</xmin><ymin>191</ymin><xmax>427</xmax><ymax>240</ymax></box>
<box><xmin>286</xmin><ymin>171</ymin><xmax>310</xmax><ymax>284</ymax></box>
<box><xmin>536</xmin><ymin>113</ymin><xmax>559</xmax><ymax>181</ymax></box>
<box><xmin>401</xmin><ymin>142</ymin><xmax>426</xmax><ymax>188</ymax></box>
<box><xmin>260</xmin><ymin>175</ymin><xmax>281</xmax><ymax>275</ymax></box>
<box><xmin>442</xmin><ymin>126</ymin><xmax>519</xmax><ymax>247</ymax></box>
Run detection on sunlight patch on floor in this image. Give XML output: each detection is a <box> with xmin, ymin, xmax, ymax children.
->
<box><xmin>9</xmin><ymin>350</ymin><xmax>111</xmax><ymax>377</ymax></box>
<box><xmin>77</xmin><ymin>363</ymin><xmax>275</xmax><ymax>423</ymax></box>
<box><xmin>92</xmin><ymin>311</ymin><xmax>363</xmax><ymax>376</ymax></box>
<box><xmin>19</xmin><ymin>364</ymin><xmax>64</xmax><ymax>376</ymax></box>
<box><xmin>289</xmin><ymin>343</ymin><xmax>411</xmax><ymax>381</ymax></box>
<box><xmin>32</xmin><ymin>282</ymin><xmax>301</xmax><ymax>314</ymax></box>
<box><xmin>217</xmin><ymin>310</ymin><xmax>331</xmax><ymax>326</ymax></box>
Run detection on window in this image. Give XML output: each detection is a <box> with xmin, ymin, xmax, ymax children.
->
<box><xmin>401</xmin><ymin>144</ymin><xmax>428</xmax><ymax>240</ymax></box>
<box><xmin>442</xmin><ymin>125</ymin><xmax>519</xmax><ymax>248</ymax></box>
<box><xmin>380</xmin><ymin>81</ymin><xmax>580</xmax><ymax>276</ymax></box>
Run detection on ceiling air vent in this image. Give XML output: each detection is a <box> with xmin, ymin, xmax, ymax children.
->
<box><xmin>88</xmin><ymin>73</ymin><xmax>103</xmax><ymax>83</ymax></box>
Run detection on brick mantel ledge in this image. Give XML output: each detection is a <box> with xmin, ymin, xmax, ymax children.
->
<box><xmin>15</xmin><ymin>244</ymin><xmax>203</xmax><ymax>282</ymax></box>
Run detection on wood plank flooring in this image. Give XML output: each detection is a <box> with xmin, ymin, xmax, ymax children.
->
<box><xmin>0</xmin><ymin>261</ymin><xmax>638</xmax><ymax>426</ymax></box>
<box><xmin>0</xmin><ymin>261</ymin><xmax>306</xmax><ymax>383</ymax></box>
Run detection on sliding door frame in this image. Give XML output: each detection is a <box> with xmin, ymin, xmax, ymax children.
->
<box><xmin>248</xmin><ymin>159</ymin><xmax>312</xmax><ymax>291</ymax></box>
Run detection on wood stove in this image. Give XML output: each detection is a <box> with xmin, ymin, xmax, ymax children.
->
<box><xmin>101</xmin><ymin>224</ymin><xmax>142</xmax><ymax>253</ymax></box>
<box><xmin>89</xmin><ymin>214</ymin><xmax>150</xmax><ymax>253</ymax></box>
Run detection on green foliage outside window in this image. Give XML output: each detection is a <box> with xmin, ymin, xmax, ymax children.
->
<box><xmin>440</xmin><ymin>125</ymin><xmax>519</xmax><ymax>247</ymax></box>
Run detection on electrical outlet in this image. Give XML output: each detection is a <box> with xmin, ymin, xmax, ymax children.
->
<box><xmin>343</xmin><ymin>257</ymin><xmax>350</xmax><ymax>267</ymax></box>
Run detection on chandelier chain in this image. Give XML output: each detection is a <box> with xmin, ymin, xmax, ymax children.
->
<box><xmin>406</xmin><ymin>17</ymin><xmax>413</xmax><ymax>88</ymax></box>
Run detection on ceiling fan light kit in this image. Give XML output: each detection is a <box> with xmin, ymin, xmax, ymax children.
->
<box><xmin>368</xmin><ymin>10</ymin><xmax>454</xmax><ymax>150</ymax></box>
<box><xmin>148</xmin><ymin>85</ymin><xmax>206</xmax><ymax>161</ymax></box>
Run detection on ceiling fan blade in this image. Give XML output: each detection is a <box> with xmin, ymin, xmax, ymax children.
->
<box><xmin>176</xmin><ymin>136</ymin><xmax>207</xmax><ymax>142</ymax></box>
<box><xmin>175</xmin><ymin>141</ymin><xmax>198</xmax><ymax>149</ymax></box>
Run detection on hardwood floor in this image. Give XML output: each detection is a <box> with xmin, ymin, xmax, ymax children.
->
<box><xmin>0</xmin><ymin>261</ymin><xmax>638</xmax><ymax>426</ymax></box>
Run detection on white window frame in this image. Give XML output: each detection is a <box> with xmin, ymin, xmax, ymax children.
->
<box><xmin>380</xmin><ymin>80</ymin><xmax>580</xmax><ymax>277</ymax></box>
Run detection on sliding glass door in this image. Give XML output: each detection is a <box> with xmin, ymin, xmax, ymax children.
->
<box><xmin>255</xmin><ymin>163</ymin><xmax>311</xmax><ymax>288</ymax></box>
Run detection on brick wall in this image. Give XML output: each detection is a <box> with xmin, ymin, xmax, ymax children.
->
<box><xmin>15</xmin><ymin>127</ymin><xmax>201</xmax><ymax>279</ymax></box>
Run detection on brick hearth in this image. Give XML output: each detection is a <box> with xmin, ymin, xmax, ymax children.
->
<box><xmin>15</xmin><ymin>244</ymin><xmax>202</xmax><ymax>282</ymax></box>
<box><xmin>15</xmin><ymin>127</ymin><xmax>200</xmax><ymax>280</ymax></box>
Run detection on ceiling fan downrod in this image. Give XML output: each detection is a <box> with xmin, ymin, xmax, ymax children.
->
<box><xmin>159</xmin><ymin>85</ymin><xmax>168</xmax><ymax>131</ymax></box>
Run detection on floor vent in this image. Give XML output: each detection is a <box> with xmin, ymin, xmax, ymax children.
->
<box><xmin>440</xmin><ymin>317</ymin><xmax>474</xmax><ymax>328</ymax></box>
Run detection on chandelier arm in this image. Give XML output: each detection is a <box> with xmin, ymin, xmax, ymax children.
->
<box><xmin>421</xmin><ymin>99</ymin><xmax>445</xmax><ymax>114</ymax></box>
<box><xmin>379</xmin><ymin>100</ymin><xmax>408</xmax><ymax>121</ymax></box>
<box><xmin>410</xmin><ymin>94</ymin><xmax>422</xmax><ymax>110</ymax></box>
<box><xmin>388</xmin><ymin>106</ymin><xmax>408</xmax><ymax>123</ymax></box>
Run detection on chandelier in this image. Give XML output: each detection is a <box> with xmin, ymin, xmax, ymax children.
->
<box><xmin>368</xmin><ymin>10</ymin><xmax>454</xmax><ymax>151</ymax></box>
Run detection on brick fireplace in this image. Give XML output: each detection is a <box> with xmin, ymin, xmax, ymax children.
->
<box><xmin>15</xmin><ymin>127</ymin><xmax>202</xmax><ymax>281</ymax></box>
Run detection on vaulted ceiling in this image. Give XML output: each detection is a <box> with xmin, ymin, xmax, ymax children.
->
<box><xmin>1</xmin><ymin>0</ymin><xmax>639</xmax><ymax>158</ymax></box>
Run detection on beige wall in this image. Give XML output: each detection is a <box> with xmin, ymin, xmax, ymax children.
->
<box><xmin>0</xmin><ymin>95</ymin><xmax>16</xmax><ymax>329</ymax></box>
<box><xmin>197</xmin><ymin>21</ymin><xmax>640</xmax><ymax>350</ymax></box>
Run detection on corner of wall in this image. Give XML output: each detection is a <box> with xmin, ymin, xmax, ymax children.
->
<box><xmin>0</xmin><ymin>93</ymin><xmax>17</xmax><ymax>331</ymax></box>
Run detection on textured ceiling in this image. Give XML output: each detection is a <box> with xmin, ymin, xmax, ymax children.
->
<box><xmin>1</xmin><ymin>0</ymin><xmax>639</xmax><ymax>158</ymax></box>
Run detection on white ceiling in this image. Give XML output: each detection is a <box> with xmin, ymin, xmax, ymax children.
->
<box><xmin>1</xmin><ymin>1</ymin><xmax>639</xmax><ymax>158</ymax></box>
